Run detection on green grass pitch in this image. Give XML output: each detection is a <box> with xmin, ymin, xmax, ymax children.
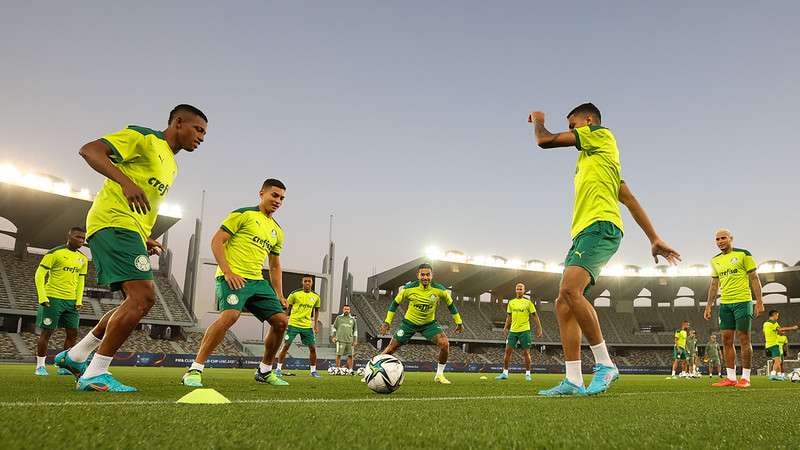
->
<box><xmin>0</xmin><ymin>364</ymin><xmax>798</xmax><ymax>449</ymax></box>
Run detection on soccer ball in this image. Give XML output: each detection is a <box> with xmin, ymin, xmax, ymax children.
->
<box><xmin>355</xmin><ymin>367</ymin><xmax>365</xmax><ymax>377</ymax></box>
<box><xmin>790</xmin><ymin>369</ymin><xmax>800</xmax><ymax>383</ymax></box>
<box><xmin>364</xmin><ymin>354</ymin><xmax>404</xmax><ymax>394</ymax></box>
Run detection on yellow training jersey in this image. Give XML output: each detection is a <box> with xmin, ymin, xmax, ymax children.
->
<box><xmin>287</xmin><ymin>290</ymin><xmax>320</xmax><ymax>329</ymax></box>
<box><xmin>506</xmin><ymin>297</ymin><xmax>536</xmax><ymax>333</ymax></box>
<box><xmin>216</xmin><ymin>207</ymin><xmax>283</xmax><ymax>280</ymax></box>
<box><xmin>570</xmin><ymin>125</ymin><xmax>624</xmax><ymax>239</ymax></box>
<box><xmin>385</xmin><ymin>281</ymin><xmax>462</xmax><ymax>326</ymax></box>
<box><xmin>710</xmin><ymin>248</ymin><xmax>757</xmax><ymax>304</ymax></box>
<box><xmin>87</xmin><ymin>126</ymin><xmax>178</xmax><ymax>242</ymax></box>
<box><xmin>674</xmin><ymin>329</ymin><xmax>687</xmax><ymax>348</ymax></box>
<box><xmin>777</xmin><ymin>335</ymin><xmax>788</xmax><ymax>355</ymax></box>
<box><xmin>763</xmin><ymin>320</ymin><xmax>780</xmax><ymax>348</ymax></box>
<box><xmin>34</xmin><ymin>245</ymin><xmax>88</xmax><ymax>304</ymax></box>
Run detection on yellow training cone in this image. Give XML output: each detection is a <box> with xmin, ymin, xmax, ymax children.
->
<box><xmin>176</xmin><ymin>388</ymin><xmax>231</xmax><ymax>404</ymax></box>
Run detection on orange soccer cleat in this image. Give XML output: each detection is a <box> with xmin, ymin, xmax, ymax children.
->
<box><xmin>712</xmin><ymin>378</ymin><xmax>737</xmax><ymax>387</ymax></box>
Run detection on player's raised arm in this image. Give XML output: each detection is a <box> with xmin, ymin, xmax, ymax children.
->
<box><xmin>528</xmin><ymin>111</ymin><xmax>578</xmax><ymax>149</ymax></box>
<box><xmin>618</xmin><ymin>182</ymin><xmax>681</xmax><ymax>264</ymax></box>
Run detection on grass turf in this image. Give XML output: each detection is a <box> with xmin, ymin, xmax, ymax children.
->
<box><xmin>0</xmin><ymin>364</ymin><xmax>798</xmax><ymax>449</ymax></box>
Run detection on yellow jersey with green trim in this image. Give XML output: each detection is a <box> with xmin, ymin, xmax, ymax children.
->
<box><xmin>34</xmin><ymin>245</ymin><xmax>88</xmax><ymax>304</ymax></box>
<box><xmin>763</xmin><ymin>320</ymin><xmax>780</xmax><ymax>347</ymax></box>
<box><xmin>386</xmin><ymin>281</ymin><xmax>462</xmax><ymax>326</ymax></box>
<box><xmin>570</xmin><ymin>125</ymin><xmax>624</xmax><ymax>239</ymax></box>
<box><xmin>777</xmin><ymin>335</ymin><xmax>788</xmax><ymax>355</ymax></box>
<box><xmin>287</xmin><ymin>290</ymin><xmax>320</xmax><ymax>329</ymax></box>
<box><xmin>506</xmin><ymin>297</ymin><xmax>536</xmax><ymax>333</ymax></box>
<box><xmin>87</xmin><ymin>126</ymin><xmax>178</xmax><ymax>242</ymax></box>
<box><xmin>710</xmin><ymin>248</ymin><xmax>757</xmax><ymax>304</ymax></box>
<box><xmin>674</xmin><ymin>329</ymin><xmax>687</xmax><ymax>348</ymax></box>
<box><xmin>215</xmin><ymin>207</ymin><xmax>283</xmax><ymax>280</ymax></box>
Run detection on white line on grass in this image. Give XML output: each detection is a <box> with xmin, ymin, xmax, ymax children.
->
<box><xmin>0</xmin><ymin>387</ymin><xmax>797</xmax><ymax>408</ymax></box>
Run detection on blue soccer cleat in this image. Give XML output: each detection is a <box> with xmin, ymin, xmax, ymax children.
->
<box><xmin>54</xmin><ymin>350</ymin><xmax>88</xmax><ymax>379</ymax></box>
<box><xmin>495</xmin><ymin>373</ymin><xmax>509</xmax><ymax>380</ymax></box>
<box><xmin>538</xmin><ymin>379</ymin><xmax>587</xmax><ymax>397</ymax></box>
<box><xmin>586</xmin><ymin>364</ymin><xmax>619</xmax><ymax>395</ymax></box>
<box><xmin>34</xmin><ymin>366</ymin><xmax>48</xmax><ymax>376</ymax></box>
<box><xmin>57</xmin><ymin>367</ymin><xmax>71</xmax><ymax>376</ymax></box>
<box><xmin>310</xmin><ymin>371</ymin><xmax>322</xmax><ymax>378</ymax></box>
<box><xmin>77</xmin><ymin>373</ymin><xmax>137</xmax><ymax>392</ymax></box>
<box><xmin>275</xmin><ymin>368</ymin><xmax>283</xmax><ymax>377</ymax></box>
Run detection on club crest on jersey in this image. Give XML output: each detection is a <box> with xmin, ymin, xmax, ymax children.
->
<box><xmin>134</xmin><ymin>255</ymin><xmax>151</xmax><ymax>272</ymax></box>
<box><xmin>430</xmin><ymin>294</ymin><xmax>436</xmax><ymax>300</ymax></box>
<box><xmin>271</xmin><ymin>229</ymin><xmax>278</xmax><ymax>238</ymax></box>
<box><xmin>226</xmin><ymin>294</ymin><xmax>239</xmax><ymax>305</ymax></box>
<box><xmin>730</xmin><ymin>257</ymin><xmax>739</xmax><ymax>264</ymax></box>
<box><xmin>43</xmin><ymin>318</ymin><xmax>53</xmax><ymax>326</ymax></box>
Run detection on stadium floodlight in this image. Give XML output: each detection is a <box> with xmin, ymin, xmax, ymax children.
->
<box><xmin>425</xmin><ymin>246</ymin><xmax>444</xmax><ymax>261</ymax></box>
<box><xmin>159</xmin><ymin>203</ymin><xmax>183</xmax><ymax>219</ymax></box>
<box><xmin>639</xmin><ymin>267</ymin><xmax>661</xmax><ymax>277</ymax></box>
<box><xmin>526</xmin><ymin>260</ymin><xmax>545</xmax><ymax>271</ymax></box>
<box><xmin>545</xmin><ymin>262</ymin><xmax>564</xmax><ymax>273</ymax></box>
<box><xmin>488</xmin><ymin>255</ymin><xmax>507</xmax><ymax>267</ymax></box>
<box><xmin>0</xmin><ymin>162</ymin><xmax>95</xmax><ymax>201</ymax></box>
<box><xmin>444</xmin><ymin>250</ymin><xmax>467</xmax><ymax>263</ymax></box>
<box><xmin>507</xmin><ymin>259</ymin><xmax>524</xmax><ymax>269</ymax></box>
<box><xmin>665</xmin><ymin>266</ymin><xmax>679</xmax><ymax>277</ymax></box>
<box><xmin>601</xmin><ymin>264</ymin><xmax>625</xmax><ymax>277</ymax></box>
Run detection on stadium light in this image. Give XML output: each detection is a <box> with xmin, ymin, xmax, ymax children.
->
<box><xmin>0</xmin><ymin>163</ymin><xmax>93</xmax><ymax>201</ymax></box>
<box><xmin>445</xmin><ymin>250</ymin><xmax>467</xmax><ymax>263</ymax></box>
<box><xmin>425</xmin><ymin>246</ymin><xmax>444</xmax><ymax>261</ymax></box>
<box><xmin>159</xmin><ymin>203</ymin><xmax>183</xmax><ymax>218</ymax></box>
<box><xmin>601</xmin><ymin>264</ymin><xmax>625</xmax><ymax>277</ymax></box>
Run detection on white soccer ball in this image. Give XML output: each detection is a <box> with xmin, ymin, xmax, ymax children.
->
<box><xmin>365</xmin><ymin>354</ymin><xmax>404</xmax><ymax>394</ymax></box>
<box><xmin>327</xmin><ymin>366</ymin><xmax>336</xmax><ymax>375</ymax></box>
<box><xmin>355</xmin><ymin>367</ymin><xmax>365</xmax><ymax>377</ymax></box>
<box><xmin>790</xmin><ymin>369</ymin><xmax>800</xmax><ymax>383</ymax></box>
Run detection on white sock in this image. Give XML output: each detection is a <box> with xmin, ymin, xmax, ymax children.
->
<box><xmin>190</xmin><ymin>362</ymin><xmax>204</xmax><ymax>372</ymax></box>
<box><xmin>726</xmin><ymin>368</ymin><xmax>736</xmax><ymax>381</ymax></box>
<box><xmin>67</xmin><ymin>332</ymin><xmax>102</xmax><ymax>362</ymax></box>
<box><xmin>742</xmin><ymin>368</ymin><xmax>751</xmax><ymax>380</ymax></box>
<box><xmin>436</xmin><ymin>363</ymin><xmax>446</xmax><ymax>376</ymax></box>
<box><xmin>502</xmin><ymin>369</ymin><xmax>509</xmax><ymax>375</ymax></box>
<box><xmin>589</xmin><ymin>341</ymin><xmax>614</xmax><ymax>367</ymax></box>
<box><xmin>310</xmin><ymin>365</ymin><xmax>316</xmax><ymax>373</ymax></box>
<box><xmin>259</xmin><ymin>362</ymin><xmax>270</xmax><ymax>373</ymax></box>
<box><xmin>770</xmin><ymin>370</ymin><xmax>776</xmax><ymax>376</ymax></box>
<box><xmin>525</xmin><ymin>370</ymin><xmax>531</xmax><ymax>376</ymax></box>
<box><xmin>671</xmin><ymin>370</ymin><xmax>676</xmax><ymax>376</ymax></box>
<box><xmin>277</xmin><ymin>362</ymin><xmax>283</xmax><ymax>370</ymax></box>
<box><xmin>36</xmin><ymin>356</ymin><xmax>46</xmax><ymax>368</ymax></box>
<box><xmin>565</xmin><ymin>360</ymin><xmax>582</xmax><ymax>386</ymax></box>
<box><xmin>82</xmin><ymin>354</ymin><xmax>113</xmax><ymax>379</ymax></box>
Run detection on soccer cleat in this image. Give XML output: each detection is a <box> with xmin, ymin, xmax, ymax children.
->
<box><xmin>182</xmin><ymin>369</ymin><xmax>203</xmax><ymax>387</ymax></box>
<box><xmin>495</xmin><ymin>373</ymin><xmax>509</xmax><ymax>380</ymax></box>
<box><xmin>310</xmin><ymin>371</ymin><xmax>322</xmax><ymax>378</ymax></box>
<box><xmin>735</xmin><ymin>378</ymin><xmax>751</xmax><ymax>388</ymax></box>
<box><xmin>538</xmin><ymin>379</ymin><xmax>587</xmax><ymax>397</ymax></box>
<box><xmin>254</xmin><ymin>369</ymin><xmax>289</xmax><ymax>386</ymax></box>
<box><xmin>77</xmin><ymin>373</ymin><xmax>137</xmax><ymax>392</ymax></box>
<box><xmin>524</xmin><ymin>373</ymin><xmax>532</xmax><ymax>382</ymax></box>
<box><xmin>54</xmin><ymin>350</ymin><xmax>88</xmax><ymax>379</ymax></box>
<box><xmin>34</xmin><ymin>366</ymin><xmax>48</xmax><ymax>376</ymax></box>
<box><xmin>666</xmin><ymin>375</ymin><xmax>677</xmax><ymax>380</ymax></box>
<box><xmin>712</xmin><ymin>378</ymin><xmax>737</xmax><ymax>387</ymax></box>
<box><xmin>586</xmin><ymin>364</ymin><xmax>619</xmax><ymax>395</ymax></box>
<box><xmin>275</xmin><ymin>368</ymin><xmax>283</xmax><ymax>377</ymax></box>
<box><xmin>57</xmin><ymin>367</ymin><xmax>72</xmax><ymax>376</ymax></box>
<box><xmin>768</xmin><ymin>375</ymin><xmax>780</xmax><ymax>381</ymax></box>
<box><xmin>434</xmin><ymin>374</ymin><xmax>452</xmax><ymax>384</ymax></box>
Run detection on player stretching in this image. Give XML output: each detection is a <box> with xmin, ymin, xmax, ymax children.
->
<box><xmin>669</xmin><ymin>321</ymin><xmax>689</xmax><ymax>379</ymax></box>
<box><xmin>529</xmin><ymin>104</ymin><xmax>681</xmax><ymax>396</ymax></box>
<box><xmin>496</xmin><ymin>282</ymin><xmax>543</xmax><ymax>381</ymax></box>
<box><xmin>183</xmin><ymin>179</ymin><xmax>290</xmax><ymax>387</ymax></box>
<box><xmin>763</xmin><ymin>310</ymin><xmax>798</xmax><ymax>381</ymax></box>
<box><xmin>33</xmin><ymin>227</ymin><xmax>88</xmax><ymax>376</ymax></box>
<box><xmin>276</xmin><ymin>275</ymin><xmax>322</xmax><ymax>377</ymax></box>
<box><xmin>686</xmin><ymin>329</ymin><xmax>699</xmax><ymax>377</ymax></box>
<box><xmin>56</xmin><ymin>105</ymin><xmax>207</xmax><ymax>392</ymax></box>
<box><xmin>332</xmin><ymin>304</ymin><xmax>358</xmax><ymax>371</ymax></box>
<box><xmin>703</xmin><ymin>229</ymin><xmax>764</xmax><ymax>388</ymax></box>
<box><xmin>379</xmin><ymin>263</ymin><xmax>464</xmax><ymax>384</ymax></box>
<box><xmin>705</xmin><ymin>335</ymin><xmax>722</xmax><ymax>378</ymax></box>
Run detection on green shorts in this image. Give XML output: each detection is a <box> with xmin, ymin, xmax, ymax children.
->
<box><xmin>506</xmin><ymin>330</ymin><xmax>532</xmax><ymax>349</ymax></box>
<box><xmin>765</xmin><ymin>345</ymin><xmax>781</xmax><ymax>358</ymax></box>
<box><xmin>673</xmin><ymin>347</ymin><xmax>687</xmax><ymax>360</ymax></box>
<box><xmin>285</xmin><ymin>325</ymin><xmax>316</xmax><ymax>346</ymax></box>
<box><xmin>36</xmin><ymin>298</ymin><xmax>80</xmax><ymax>330</ymax></box>
<box><xmin>708</xmin><ymin>356</ymin><xmax>720</xmax><ymax>365</ymax></box>
<box><xmin>687</xmin><ymin>351</ymin><xmax>696</xmax><ymax>360</ymax></box>
<box><xmin>336</xmin><ymin>341</ymin><xmax>354</xmax><ymax>356</ymax></box>
<box><xmin>88</xmin><ymin>227</ymin><xmax>153</xmax><ymax>291</ymax></box>
<box><xmin>718</xmin><ymin>302</ymin><xmax>753</xmax><ymax>331</ymax></box>
<box><xmin>563</xmin><ymin>221</ymin><xmax>622</xmax><ymax>295</ymax></box>
<box><xmin>216</xmin><ymin>277</ymin><xmax>284</xmax><ymax>322</ymax></box>
<box><xmin>393</xmin><ymin>319</ymin><xmax>443</xmax><ymax>344</ymax></box>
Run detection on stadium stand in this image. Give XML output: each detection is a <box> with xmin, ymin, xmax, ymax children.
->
<box><xmin>0</xmin><ymin>332</ymin><xmax>19</xmax><ymax>358</ymax></box>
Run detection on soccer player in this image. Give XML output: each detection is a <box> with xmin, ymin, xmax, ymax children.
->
<box><xmin>705</xmin><ymin>334</ymin><xmax>722</xmax><ymax>378</ymax></box>
<box><xmin>777</xmin><ymin>332</ymin><xmax>789</xmax><ymax>378</ymax></box>
<box><xmin>703</xmin><ymin>228</ymin><xmax>764</xmax><ymax>388</ymax></box>
<box><xmin>182</xmin><ymin>179</ymin><xmax>290</xmax><ymax>387</ymax></box>
<box><xmin>33</xmin><ymin>227</ymin><xmax>88</xmax><ymax>376</ymax></box>
<box><xmin>686</xmin><ymin>329</ymin><xmax>698</xmax><ymax>377</ymax></box>
<box><xmin>669</xmin><ymin>321</ymin><xmax>689</xmax><ymax>379</ymax></box>
<box><xmin>496</xmin><ymin>282</ymin><xmax>543</xmax><ymax>381</ymax></box>
<box><xmin>379</xmin><ymin>263</ymin><xmax>464</xmax><ymax>384</ymax></box>
<box><xmin>332</xmin><ymin>304</ymin><xmax>358</xmax><ymax>371</ymax></box>
<box><xmin>275</xmin><ymin>275</ymin><xmax>322</xmax><ymax>377</ymax></box>
<box><xmin>55</xmin><ymin>105</ymin><xmax>207</xmax><ymax>392</ymax></box>
<box><xmin>763</xmin><ymin>310</ymin><xmax>798</xmax><ymax>381</ymax></box>
<box><xmin>528</xmin><ymin>104</ymin><xmax>681</xmax><ymax>396</ymax></box>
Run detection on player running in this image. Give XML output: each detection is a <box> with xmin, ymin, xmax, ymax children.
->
<box><xmin>331</xmin><ymin>304</ymin><xmax>358</xmax><ymax>371</ymax></box>
<box><xmin>528</xmin><ymin>104</ymin><xmax>681</xmax><ymax>396</ymax></box>
<box><xmin>378</xmin><ymin>263</ymin><xmax>464</xmax><ymax>384</ymax></box>
<box><xmin>763</xmin><ymin>310</ymin><xmax>798</xmax><ymax>381</ymax></box>
<box><xmin>669</xmin><ymin>321</ymin><xmax>689</xmax><ymax>379</ymax></box>
<box><xmin>276</xmin><ymin>275</ymin><xmax>322</xmax><ymax>377</ymax></box>
<box><xmin>686</xmin><ymin>329</ymin><xmax>699</xmax><ymax>377</ymax></box>
<box><xmin>703</xmin><ymin>229</ymin><xmax>764</xmax><ymax>388</ymax></box>
<box><xmin>56</xmin><ymin>105</ymin><xmax>207</xmax><ymax>392</ymax></box>
<box><xmin>33</xmin><ymin>227</ymin><xmax>88</xmax><ymax>376</ymax></box>
<box><xmin>496</xmin><ymin>282</ymin><xmax>543</xmax><ymax>381</ymax></box>
<box><xmin>705</xmin><ymin>335</ymin><xmax>722</xmax><ymax>378</ymax></box>
<box><xmin>182</xmin><ymin>179</ymin><xmax>290</xmax><ymax>388</ymax></box>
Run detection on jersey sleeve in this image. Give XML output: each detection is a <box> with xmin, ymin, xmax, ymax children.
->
<box><xmin>314</xmin><ymin>294</ymin><xmax>321</xmax><ymax>308</ymax></box>
<box><xmin>442</xmin><ymin>289</ymin><xmax>463</xmax><ymax>325</ymax></box>
<box><xmin>529</xmin><ymin>300</ymin><xmax>537</xmax><ymax>314</ymax></box>
<box><xmin>271</xmin><ymin>227</ymin><xmax>283</xmax><ymax>255</ymax></box>
<box><xmin>286</xmin><ymin>292</ymin><xmax>296</xmax><ymax>306</ymax></box>
<box><xmin>506</xmin><ymin>302</ymin><xmax>512</xmax><ymax>314</ymax></box>
<box><xmin>743</xmin><ymin>253</ymin><xmax>757</xmax><ymax>272</ymax></box>
<box><xmin>99</xmin><ymin>128</ymin><xmax>144</xmax><ymax>163</ymax></box>
<box><xmin>384</xmin><ymin>290</ymin><xmax>405</xmax><ymax>324</ymax></box>
<box><xmin>710</xmin><ymin>260</ymin><xmax>719</xmax><ymax>278</ymax></box>
<box><xmin>352</xmin><ymin>318</ymin><xmax>358</xmax><ymax>338</ymax></box>
<box><xmin>572</xmin><ymin>125</ymin><xmax>604</xmax><ymax>154</ymax></box>
<box><xmin>220</xmin><ymin>212</ymin><xmax>244</xmax><ymax>236</ymax></box>
<box><xmin>34</xmin><ymin>253</ymin><xmax>53</xmax><ymax>303</ymax></box>
<box><xmin>331</xmin><ymin>316</ymin><xmax>338</xmax><ymax>336</ymax></box>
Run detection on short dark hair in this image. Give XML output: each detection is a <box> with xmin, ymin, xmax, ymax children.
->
<box><xmin>262</xmin><ymin>178</ymin><xmax>286</xmax><ymax>190</ymax></box>
<box><xmin>567</xmin><ymin>102</ymin><xmax>601</xmax><ymax>123</ymax></box>
<box><xmin>768</xmin><ymin>309</ymin><xmax>779</xmax><ymax>317</ymax></box>
<box><xmin>302</xmin><ymin>274</ymin><xmax>313</xmax><ymax>280</ymax></box>
<box><xmin>343</xmin><ymin>304</ymin><xmax>351</xmax><ymax>309</ymax></box>
<box><xmin>169</xmin><ymin>104</ymin><xmax>208</xmax><ymax>124</ymax></box>
<box><xmin>418</xmin><ymin>263</ymin><xmax>432</xmax><ymax>271</ymax></box>
<box><xmin>69</xmin><ymin>226</ymin><xmax>86</xmax><ymax>234</ymax></box>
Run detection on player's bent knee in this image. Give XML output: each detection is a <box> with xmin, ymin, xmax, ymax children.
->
<box><xmin>269</xmin><ymin>314</ymin><xmax>288</xmax><ymax>332</ymax></box>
